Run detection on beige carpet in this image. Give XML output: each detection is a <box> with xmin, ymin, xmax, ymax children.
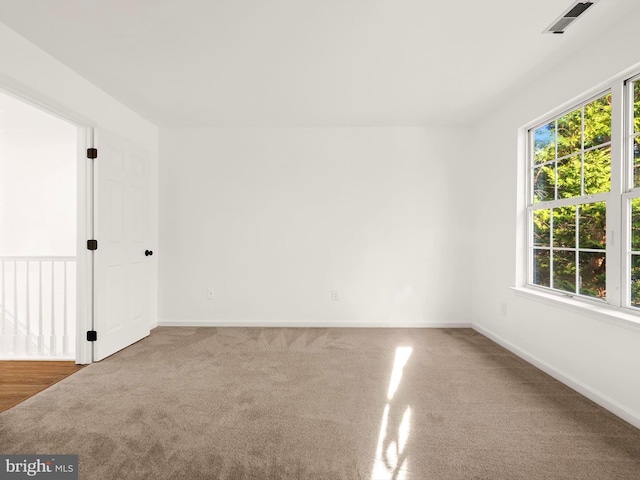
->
<box><xmin>1</xmin><ymin>327</ymin><xmax>639</xmax><ymax>479</ymax></box>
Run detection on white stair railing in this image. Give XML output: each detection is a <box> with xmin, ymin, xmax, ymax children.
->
<box><xmin>0</xmin><ymin>257</ymin><xmax>76</xmax><ymax>359</ymax></box>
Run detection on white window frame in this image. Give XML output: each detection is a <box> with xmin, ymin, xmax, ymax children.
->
<box><xmin>520</xmin><ymin>68</ymin><xmax>640</xmax><ymax>319</ymax></box>
<box><xmin>621</xmin><ymin>72</ymin><xmax>640</xmax><ymax>308</ymax></box>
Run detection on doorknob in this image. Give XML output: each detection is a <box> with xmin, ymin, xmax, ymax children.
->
<box><xmin>145</xmin><ymin>250</ymin><xmax>153</xmax><ymax>256</ymax></box>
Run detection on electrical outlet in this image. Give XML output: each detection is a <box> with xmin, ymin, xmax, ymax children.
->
<box><xmin>500</xmin><ymin>302</ymin><xmax>507</xmax><ymax>316</ymax></box>
<box><xmin>207</xmin><ymin>288</ymin><xmax>214</xmax><ymax>300</ymax></box>
<box><xmin>331</xmin><ymin>290</ymin><xmax>338</xmax><ymax>301</ymax></box>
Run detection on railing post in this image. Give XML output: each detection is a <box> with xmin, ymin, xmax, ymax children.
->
<box><xmin>50</xmin><ymin>260</ymin><xmax>56</xmax><ymax>356</ymax></box>
<box><xmin>25</xmin><ymin>260</ymin><xmax>30</xmax><ymax>356</ymax></box>
<box><xmin>13</xmin><ymin>261</ymin><xmax>18</xmax><ymax>356</ymax></box>
<box><xmin>63</xmin><ymin>260</ymin><xmax>69</xmax><ymax>357</ymax></box>
<box><xmin>38</xmin><ymin>260</ymin><xmax>44</xmax><ymax>355</ymax></box>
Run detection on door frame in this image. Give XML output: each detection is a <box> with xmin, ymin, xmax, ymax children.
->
<box><xmin>0</xmin><ymin>82</ymin><xmax>94</xmax><ymax>364</ymax></box>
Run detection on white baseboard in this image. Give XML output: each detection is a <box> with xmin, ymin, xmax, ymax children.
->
<box><xmin>158</xmin><ymin>318</ymin><xmax>472</xmax><ymax>328</ymax></box>
<box><xmin>473</xmin><ymin>323</ymin><xmax>640</xmax><ymax>430</ymax></box>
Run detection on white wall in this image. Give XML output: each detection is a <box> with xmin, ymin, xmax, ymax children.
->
<box><xmin>0</xmin><ymin>93</ymin><xmax>77</xmax><ymax>256</ymax></box>
<box><xmin>0</xmin><ymin>22</ymin><xmax>160</xmax><ymax>335</ymax></box>
<box><xmin>160</xmin><ymin>127</ymin><xmax>471</xmax><ymax>326</ymax></box>
<box><xmin>470</xmin><ymin>10</ymin><xmax>640</xmax><ymax>427</ymax></box>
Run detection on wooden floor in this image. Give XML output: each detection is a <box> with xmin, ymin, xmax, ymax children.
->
<box><xmin>0</xmin><ymin>361</ymin><xmax>84</xmax><ymax>413</ymax></box>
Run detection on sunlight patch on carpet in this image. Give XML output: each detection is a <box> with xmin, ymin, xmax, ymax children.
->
<box><xmin>371</xmin><ymin>346</ymin><xmax>413</xmax><ymax>480</ymax></box>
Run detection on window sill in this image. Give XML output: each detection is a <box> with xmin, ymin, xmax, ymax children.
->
<box><xmin>510</xmin><ymin>287</ymin><xmax>640</xmax><ymax>332</ymax></box>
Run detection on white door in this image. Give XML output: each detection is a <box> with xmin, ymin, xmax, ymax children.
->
<box><xmin>93</xmin><ymin>130</ymin><xmax>151</xmax><ymax>361</ymax></box>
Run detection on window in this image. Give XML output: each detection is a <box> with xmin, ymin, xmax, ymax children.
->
<box><xmin>526</xmin><ymin>72</ymin><xmax>640</xmax><ymax>312</ymax></box>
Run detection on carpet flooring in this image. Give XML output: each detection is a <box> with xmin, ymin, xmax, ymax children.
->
<box><xmin>0</xmin><ymin>327</ymin><xmax>639</xmax><ymax>479</ymax></box>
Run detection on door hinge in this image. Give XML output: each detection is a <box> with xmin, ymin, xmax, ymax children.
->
<box><xmin>87</xmin><ymin>330</ymin><xmax>97</xmax><ymax>342</ymax></box>
<box><xmin>87</xmin><ymin>147</ymin><xmax>98</xmax><ymax>159</ymax></box>
<box><xmin>87</xmin><ymin>239</ymin><xmax>98</xmax><ymax>251</ymax></box>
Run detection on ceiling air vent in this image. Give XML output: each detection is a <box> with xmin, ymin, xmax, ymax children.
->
<box><xmin>544</xmin><ymin>1</ymin><xmax>598</xmax><ymax>34</ymax></box>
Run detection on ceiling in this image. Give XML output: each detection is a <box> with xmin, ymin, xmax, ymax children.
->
<box><xmin>0</xmin><ymin>0</ymin><xmax>637</xmax><ymax>127</ymax></box>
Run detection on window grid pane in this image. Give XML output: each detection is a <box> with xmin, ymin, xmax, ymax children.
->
<box><xmin>557</xmin><ymin>109</ymin><xmax>582</xmax><ymax>158</ymax></box>
<box><xmin>634</xmin><ymin>81</ymin><xmax>640</xmax><ymax>134</ymax></box>
<box><xmin>579</xmin><ymin>202</ymin><xmax>606</xmax><ymax>250</ymax></box>
<box><xmin>557</xmin><ymin>155</ymin><xmax>582</xmax><ymax>199</ymax></box>
<box><xmin>631</xmin><ymin>255</ymin><xmax>640</xmax><ymax>307</ymax></box>
<box><xmin>579</xmin><ymin>252</ymin><xmax>606</xmax><ymax>299</ymax></box>
<box><xmin>534</xmin><ymin>122</ymin><xmax>555</xmax><ymax>165</ymax></box>
<box><xmin>584</xmin><ymin>94</ymin><xmax>612</xmax><ymax>149</ymax></box>
<box><xmin>553</xmin><ymin>250</ymin><xmax>576</xmax><ymax>294</ymax></box>
<box><xmin>630</xmin><ymin>198</ymin><xmax>640</xmax><ymax>252</ymax></box>
<box><xmin>533</xmin><ymin>209</ymin><xmax>551</xmax><ymax>247</ymax></box>
<box><xmin>584</xmin><ymin>146</ymin><xmax>611</xmax><ymax>195</ymax></box>
<box><xmin>633</xmin><ymin>135</ymin><xmax>640</xmax><ymax>188</ymax></box>
<box><xmin>533</xmin><ymin>249</ymin><xmax>550</xmax><ymax>288</ymax></box>
<box><xmin>552</xmin><ymin>206</ymin><xmax>576</xmax><ymax>248</ymax></box>
<box><xmin>533</xmin><ymin>165</ymin><xmax>555</xmax><ymax>203</ymax></box>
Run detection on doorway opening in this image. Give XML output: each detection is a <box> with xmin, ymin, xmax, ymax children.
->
<box><xmin>0</xmin><ymin>92</ymin><xmax>79</xmax><ymax>360</ymax></box>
